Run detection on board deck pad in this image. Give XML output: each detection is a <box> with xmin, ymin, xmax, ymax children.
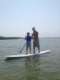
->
<box><xmin>5</xmin><ymin>50</ymin><xmax>51</xmax><ymax>60</ymax></box>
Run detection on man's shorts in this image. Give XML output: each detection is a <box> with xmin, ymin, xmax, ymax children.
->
<box><xmin>33</xmin><ymin>39</ymin><xmax>40</xmax><ymax>49</ymax></box>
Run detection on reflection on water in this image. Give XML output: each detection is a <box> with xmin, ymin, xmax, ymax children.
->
<box><xmin>24</xmin><ymin>56</ymin><xmax>40</xmax><ymax>80</ymax></box>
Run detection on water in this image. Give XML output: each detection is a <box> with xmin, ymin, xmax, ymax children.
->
<box><xmin>0</xmin><ymin>38</ymin><xmax>60</xmax><ymax>80</ymax></box>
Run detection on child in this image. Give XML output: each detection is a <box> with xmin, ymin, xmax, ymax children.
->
<box><xmin>25</xmin><ymin>32</ymin><xmax>32</xmax><ymax>53</ymax></box>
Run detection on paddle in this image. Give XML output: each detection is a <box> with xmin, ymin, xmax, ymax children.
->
<box><xmin>20</xmin><ymin>43</ymin><xmax>26</xmax><ymax>53</ymax></box>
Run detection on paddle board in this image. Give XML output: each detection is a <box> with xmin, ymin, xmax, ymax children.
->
<box><xmin>5</xmin><ymin>50</ymin><xmax>51</xmax><ymax>60</ymax></box>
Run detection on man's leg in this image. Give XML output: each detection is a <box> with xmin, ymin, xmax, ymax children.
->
<box><xmin>38</xmin><ymin>45</ymin><xmax>40</xmax><ymax>53</ymax></box>
<box><xmin>36</xmin><ymin>40</ymin><xmax>40</xmax><ymax>53</ymax></box>
<box><xmin>37</xmin><ymin>41</ymin><xmax>40</xmax><ymax>53</ymax></box>
<box><xmin>33</xmin><ymin>43</ymin><xmax>35</xmax><ymax>54</ymax></box>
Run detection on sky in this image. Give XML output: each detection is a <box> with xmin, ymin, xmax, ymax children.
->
<box><xmin>0</xmin><ymin>0</ymin><xmax>60</xmax><ymax>37</ymax></box>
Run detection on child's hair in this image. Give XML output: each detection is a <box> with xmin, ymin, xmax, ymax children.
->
<box><xmin>27</xmin><ymin>32</ymin><xmax>30</xmax><ymax>35</ymax></box>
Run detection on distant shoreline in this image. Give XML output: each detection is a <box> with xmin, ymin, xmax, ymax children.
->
<box><xmin>0</xmin><ymin>36</ymin><xmax>24</xmax><ymax>40</ymax></box>
<box><xmin>0</xmin><ymin>36</ymin><xmax>60</xmax><ymax>40</ymax></box>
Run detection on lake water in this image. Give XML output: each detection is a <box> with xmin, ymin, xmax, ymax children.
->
<box><xmin>0</xmin><ymin>38</ymin><xmax>60</xmax><ymax>80</ymax></box>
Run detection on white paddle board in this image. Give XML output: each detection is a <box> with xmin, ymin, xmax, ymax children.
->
<box><xmin>5</xmin><ymin>50</ymin><xmax>51</xmax><ymax>60</ymax></box>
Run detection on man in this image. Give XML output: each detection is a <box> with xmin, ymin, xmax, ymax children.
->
<box><xmin>25</xmin><ymin>32</ymin><xmax>32</xmax><ymax>53</ymax></box>
<box><xmin>32</xmin><ymin>27</ymin><xmax>40</xmax><ymax>53</ymax></box>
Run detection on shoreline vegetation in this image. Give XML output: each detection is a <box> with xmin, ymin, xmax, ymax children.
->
<box><xmin>0</xmin><ymin>36</ymin><xmax>24</xmax><ymax>40</ymax></box>
<box><xmin>0</xmin><ymin>36</ymin><xmax>60</xmax><ymax>40</ymax></box>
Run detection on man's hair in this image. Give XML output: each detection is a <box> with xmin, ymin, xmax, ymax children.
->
<box><xmin>32</xmin><ymin>27</ymin><xmax>35</xmax><ymax>31</ymax></box>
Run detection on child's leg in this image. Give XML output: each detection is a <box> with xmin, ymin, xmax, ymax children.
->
<box><xmin>29</xmin><ymin>44</ymin><xmax>31</xmax><ymax>53</ymax></box>
<box><xmin>26</xmin><ymin>44</ymin><xmax>28</xmax><ymax>54</ymax></box>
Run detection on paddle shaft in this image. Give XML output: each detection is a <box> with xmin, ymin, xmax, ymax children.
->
<box><xmin>20</xmin><ymin>43</ymin><xmax>26</xmax><ymax>53</ymax></box>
